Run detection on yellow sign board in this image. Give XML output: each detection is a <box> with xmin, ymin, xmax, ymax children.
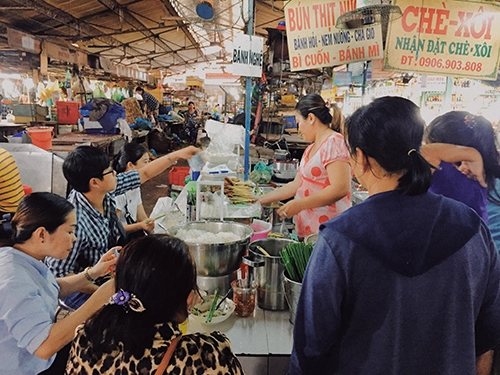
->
<box><xmin>285</xmin><ymin>0</ymin><xmax>384</xmax><ymax>71</ymax></box>
<box><xmin>384</xmin><ymin>0</ymin><xmax>500</xmax><ymax>80</ymax></box>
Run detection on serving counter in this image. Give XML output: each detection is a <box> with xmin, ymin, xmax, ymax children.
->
<box><xmin>188</xmin><ymin>307</ymin><xmax>293</xmax><ymax>375</ymax></box>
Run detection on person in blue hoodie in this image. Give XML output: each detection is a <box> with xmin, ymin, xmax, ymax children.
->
<box><xmin>289</xmin><ymin>96</ymin><xmax>500</xmax><ymax>375</ymax></box>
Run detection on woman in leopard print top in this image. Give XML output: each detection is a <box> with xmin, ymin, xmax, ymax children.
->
<box><xmin>65</xmin><ymin>235</ymin><xmax>244</xmax><ymax>375</ymax></box>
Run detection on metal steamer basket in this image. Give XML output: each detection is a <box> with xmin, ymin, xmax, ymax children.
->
<box><xmin>167</xmin><ymin>221</ymin><xmax>253</xmax><ymax>294</ymax></box>
<box><xmin>245</xmin><ymin>238</ymin><xmax>295</xmax><ymax>310</ymax></box>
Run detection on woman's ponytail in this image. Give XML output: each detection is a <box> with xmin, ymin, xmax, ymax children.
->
<box><xmin>397</xmin><ymin>149</ymin><xmax>432</xmax><ymax>196</ymax></box>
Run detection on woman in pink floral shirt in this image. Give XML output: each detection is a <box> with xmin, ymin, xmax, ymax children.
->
<box><xmin>258</xmin><ymin>94</ymin><xmax>351</xmax><ymax>238</ymax></box>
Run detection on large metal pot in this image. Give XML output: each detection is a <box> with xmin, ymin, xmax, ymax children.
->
<box><xmin>245</xmin><ymin>238</ymin><xmax>295</xmax><ymax>310</ymax></box>
<box><xmin>273</xmin><ymin>159</ymin><xmax>299</xmax><ymax>180</ymax></box>
<box><xmin>167</xmin><ymin>221</ymin><xmax>253</xmax><ymax>277</ymax></box>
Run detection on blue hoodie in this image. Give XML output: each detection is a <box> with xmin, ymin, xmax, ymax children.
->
<box><xmin>289</xmin><ymin>190</ymin><xmax>500</xmax><ymax>375</ymax></box>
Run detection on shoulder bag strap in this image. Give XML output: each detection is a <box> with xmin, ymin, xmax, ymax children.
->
<box><xmin>156</xmin><ymin>335</ymin><xmax>182</xmax><ymax>375</ymax></box>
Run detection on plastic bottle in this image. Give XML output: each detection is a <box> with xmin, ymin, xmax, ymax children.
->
<box><xmin>186</xmin><ymin>181</ymin><xmax>197</xmax><ymax>222</ymax></box>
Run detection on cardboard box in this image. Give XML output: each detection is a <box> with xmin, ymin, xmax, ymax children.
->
<box><xmin>12</xmin><ymin>104</ymin><xmax>48</xmax><ymax>118</ymax></box>
<box><xmin>82</xmin><ymin>117</ymin><xmax>118</xmax><ymax>134</ymax></box>
<box><xmin>15</xmin><ymin>115</ymin><xmax>46</xmax><ymax>123</ymax></box>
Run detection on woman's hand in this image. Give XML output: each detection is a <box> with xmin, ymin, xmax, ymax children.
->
<box><xmin>458</xmin><ymin>161</ymin><xmax>487</xmax><ymax>188</ymax></box>
<box><xmin>88</xmin><ymin>247</ymin><xmax>121</xmax><ymax>280</ymax></box>
<box><xmin>172</xmin><ymin>146</ymin><xmax>201</xmax><ymax>161</ymax></box>
<box><xmin>277</xmin><ymin>200</ymin><xmax>303</xmax><ymax>219</ymax></box>
<box><xmin>140</xmin><ymin>218</ymin><xmax>155</xmax><ymax>232</ymax></box>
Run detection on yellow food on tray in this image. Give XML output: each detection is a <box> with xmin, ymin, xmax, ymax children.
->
<box><xmin>224</xmin><ymin>177</ymin><xmax>255</xmax><ymax>205</ymax></box>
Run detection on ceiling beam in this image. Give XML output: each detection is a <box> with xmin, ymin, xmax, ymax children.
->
<box><xmin>97</xmin><ymin>0</ymin><xmax>194</xmax><ymax>69</ymax></box>
<box><xmin>10</xmin><ymin>0</ymin><xmax>163</xmax><ymax>69</ymax></box>
<box><xmin>160</xmin><ymin>0</ymin><xmax>209</xmax><ymax>63</ymax></box>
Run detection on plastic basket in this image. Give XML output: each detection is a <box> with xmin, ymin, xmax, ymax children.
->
<box><xmin>168</xmin><ymin>166</ymin><xmax>190</xmax><ymax>187</ymax></box>
<box><xmin>56</xmin><ymin>101</ymin><xmax>81</xmax><ymax>124</ymax></box>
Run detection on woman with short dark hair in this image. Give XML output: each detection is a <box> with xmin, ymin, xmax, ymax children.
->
<box><xmin>0</xmin><ymin>192</ymin><xmax>117</xmax><ymax>375</ymax></box>
<box><xmin>113</xmin><ymin>143</ymin><xmax>154</xmax><ymax>236</ymax></box>
<box><xmin>184</xmin><ymin>101</ymin><xmax>201</xmax><ymax>145</ymax></box>
<box><xmin>66</xmin><ymin>235</ymin><xmax>244</xmax><ymax>374</ymax></box>
<box><xmin>289</xmin><ymin>96</ymin><xmax>500</xmax><ymax>375</ymax></box>
<box><xmin>422</xmin><ymin>111</ymin><xmax>500</xmax><ymax>222</ymax></box>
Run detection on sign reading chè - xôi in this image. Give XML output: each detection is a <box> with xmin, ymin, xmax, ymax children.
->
<box><xmin>384</xmin><ymin>0</ymin><xmax>500</xmax><ymax>80</ymax></box>
<box><xmin>285</xmin><ymin>0</ymin><xmax>384</xmax><ymax>71</ymax></box>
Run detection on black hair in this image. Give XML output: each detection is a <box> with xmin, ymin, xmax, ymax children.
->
<box><xmin>112</xmin><ymin>143</ymin><xmax>148</xmax><ymax>173</ymax></box>
<box><xmin>135</xmin><ymin>86</ymin><xmax>144</xmax><ymax>93</ymax></box>
<box><xmin>188</xmin><ymin>101</ymin><xmax>195</xmax><ymax>106</ymax></box>
<box><xmin>82</xmin><ymin>235</ymin><xmax>197</xmax><ymax>358</ymax></box>
<box><xmin>345</xmin><ymin>96</ymin><xmax>432</xmax><ymax>196</ymax></box>
<box><xmin>11</xmin><ymin>192</ymin><xmax>74</xmax><ymax>245</ymax></box>
<box><xmin>295</xmin><ymin>93</ymin><xmax>343</xmax><ymax>130</ymax></box>
<box><xmin>62</xmin><ymin>146</ymin><xmax>109</xmax><ymax>193</ymax></box>
<box><xmin>425</xmin><ymin>111</ymin><xmax>500</xmax><ymax>202</ymax></box>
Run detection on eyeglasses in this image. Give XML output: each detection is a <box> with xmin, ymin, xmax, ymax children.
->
<box><xmin>102</xmin><ymin>169</ymin><xmax>116</xmax><ymax>177</ymax></box>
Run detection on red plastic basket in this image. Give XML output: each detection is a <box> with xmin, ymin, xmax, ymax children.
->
<box><xmin>168</xmin><ymin>166</ymin><xmax>190</xmax><ymax>188</ymax></box>
<box><xmin>56</xmin><ymin>101</ymin><xmax>81</xmax><ymax>124</ymax></box>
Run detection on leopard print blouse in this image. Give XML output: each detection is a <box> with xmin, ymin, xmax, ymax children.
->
<box><xmin>65</xmin><ymin>322</ymin><xmax>245</xmax><ymax>374</ymax></box>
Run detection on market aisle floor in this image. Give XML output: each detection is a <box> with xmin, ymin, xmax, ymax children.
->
<box><xmin>140</xmin><ymin>164</ymin><xmax>175</xmax><ymax>215</ymax></box>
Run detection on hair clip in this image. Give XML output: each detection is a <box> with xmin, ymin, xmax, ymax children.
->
<box><xmin>109</xmin><ymin>289</ymin><xmax>146</xmax><ymax>313</ymax></box>
<box><xmin>464</xmin><ymin>115</ymin><xmax>476</xmax><ymax>130</ymax></box>
<box><xmin>308</xmin><ymin>105</ymin><xmax>325</xmax><ymax>112</ymax></box>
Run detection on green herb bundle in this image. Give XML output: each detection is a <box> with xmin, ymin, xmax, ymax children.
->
<box><xmin>280</xmin><ymin>242</ymin><xmax>314</xmax><ymax>283</ymax></box>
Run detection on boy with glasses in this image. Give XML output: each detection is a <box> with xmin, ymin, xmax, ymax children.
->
<box><xmin>46</xmin><ymin>145</ymin><xmax>199</xmax><ymax>309</ymax></box>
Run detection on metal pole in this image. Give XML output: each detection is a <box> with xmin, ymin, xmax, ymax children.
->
<box><xmin>244</xmin><ymin>0</ymin><xmax>254</xmax><ymax>181</ymax></box>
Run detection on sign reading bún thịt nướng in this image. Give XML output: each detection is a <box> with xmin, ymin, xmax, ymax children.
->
<box><xmin>284</xmin><ymin>0</ymin><xmax>384</xmax><ymax>71</ymax></box>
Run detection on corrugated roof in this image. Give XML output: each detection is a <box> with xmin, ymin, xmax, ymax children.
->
<box><xmin>0</xmin><ymin>0</ymin><xmax>286</xmax><ymax>77</ymax></box>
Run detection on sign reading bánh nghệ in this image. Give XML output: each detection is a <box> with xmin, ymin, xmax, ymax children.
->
<box><xmin>384</xmin><ymin>0</ymin><xmax>500</xmax><ymax>80</ymax></box>
<box><xmin>231</xmin><ymin>34</ymin><xmax>264</xmax><ymax>78</ymax></box>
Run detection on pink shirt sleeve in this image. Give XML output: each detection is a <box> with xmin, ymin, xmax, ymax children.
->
<box><xmin>320</xmin><ymin>133</ymin><xmax>350</xmax><ymax>166</ymax></box>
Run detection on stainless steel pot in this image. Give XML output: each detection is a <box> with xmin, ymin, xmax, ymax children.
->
<box><xmin>274</xmin><ymin>149</ymin><xmax>290</xmax><ymax>160</ymax></box>
<box><xmin>167</xmin><ymin>221</ymin><xmax>253</xmax><ymax>277</ymax></box>
<box><xmin>273</xmin><ymin>159</ymin><xmax>299</xmax><ymax>180</ymax></box>
<box><xmin>244</xmin><ymin>238</ymin><xmax>295</xmax><ymax>310</ymax></box>
<box><xmin>304</xmin><ymin>233</ymin><xmax>318</xmax><ymax>244</ymax></box>
<box><xmin>261</xmin><ymin>202</ymin><xmax>283</xmax><ymax>226</ymax></box>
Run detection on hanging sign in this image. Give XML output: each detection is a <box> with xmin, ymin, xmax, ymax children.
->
<box><xmin>99</xmin><ymin>56</ymin><xmax>116</xmax><ymax>74</ymax></box>
<box><xmin>384</xmin><ymin>0</ymin><xmax>500</xmax><ymax>81</ymax></box>
<box><xmin>76</xmin><ymin>51</ymin><xmax>88</xmax><ymax>67</ymax></box>
<box><xmin>333</xmin><ymin>71</ymin><xmax>352</xmax><ymax>86</ymax></box>
<box><xmin>231</xmin><ymin>34</ymin><xmax>264</xmax><ymax>77</ymax></box>
<box><xmin>420</xmin><ymin>75</ymin><xmax>447</xmax><ymax>92</ymax></box>
<box><xmin>7</xmin><ymin>28</ymin><xmax>40</xmax><ymax>54</ymax></box>
<box><xmin>284</xmin><ymin>0</ymin><xmax>384</xmax><ymax>71</ymax></box>
<box><xmin>44</xmin><ymin>42</ymin><xmax>75</xmax><ymax>64</ymax></box>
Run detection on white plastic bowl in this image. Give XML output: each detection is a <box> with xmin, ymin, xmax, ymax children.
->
<box><xmin>250</xmin><ymin>219</ymin><xmax>272</xmax><ymax>242</ymax></box>
<box><xmin>58</xmin><ymin>125</ymin><xmax>73</xmax><ymax>135</ymax></box>
<box><xmin>190</xmin><ymin>297</ymin><xmax>235</xmax><ymax>325</ymax></box>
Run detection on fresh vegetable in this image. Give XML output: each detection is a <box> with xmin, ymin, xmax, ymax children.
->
<box><xmin>191</xmin><ymin>294</ymin><xmax>231</xmax><ymax>321</ymax></box>
<box><xmin>280</xmin><ymin>242</ymin><xmax>314</xmax><ymax>283</ymax></box>
<box><xmin>205</xmin><ymin>289</ymin><xmax>220</xmax><ymax>323</ymax></box>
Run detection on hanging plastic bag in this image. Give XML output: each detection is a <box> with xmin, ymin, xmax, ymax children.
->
<box><xmin>112</xmin><ymin>88</ymin><xmax>125</xmax><ymax>103</ymax></box>
<box><xmin>71</xmin><ymin>76</ymin><xmax>82</xmax><ymax>93</ymax></box>
<box><xmin>249</xmin><ymin>161</ymin><xmax>272</xmax><ymax>184</ymax></box>
<box><xmin>83</xmin><ymin>78</ymin><xmax>92</xmax><ymax>94</ymax></box>
<box><xmin>93</xmin><ymin>83</ymin><xmax>106</xmax><ymax>98</ymax></box>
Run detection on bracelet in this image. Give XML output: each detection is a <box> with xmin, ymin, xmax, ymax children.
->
<box><xmin>167</xmin><ymin>155</ymin><xmax>178</xmax><ymax>166</ymax></box>
<box><xmin>83</xmin><ymin>267</ymin><xmax>95</xmax><ymax>282</ymax></box>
